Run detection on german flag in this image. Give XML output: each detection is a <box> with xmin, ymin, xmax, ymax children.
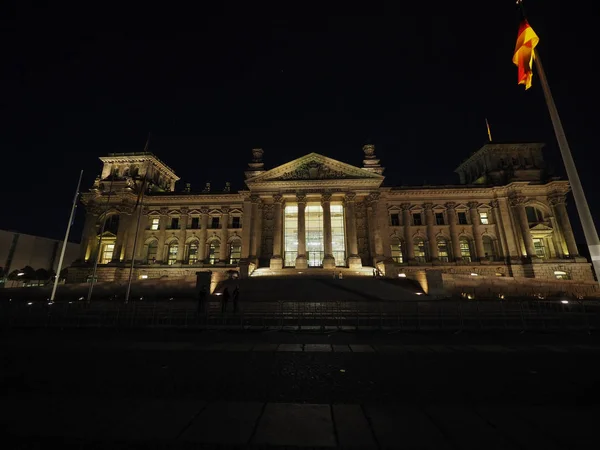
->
<box><xmin>513</xmin><ymin>19</ymin><xmax>539</xmax><ymax>89</ymax></box>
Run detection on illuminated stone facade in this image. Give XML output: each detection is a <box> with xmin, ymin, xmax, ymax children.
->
<box><xmin>68</xmin><ymin>143</ymin><xmax>595</xmax><ymax>285</ymax></box>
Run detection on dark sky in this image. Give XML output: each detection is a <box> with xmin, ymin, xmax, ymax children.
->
<box><xmin>3</xmin><ymin>1</ymin><xmax>599</xmax><ymax>249</ymax></box>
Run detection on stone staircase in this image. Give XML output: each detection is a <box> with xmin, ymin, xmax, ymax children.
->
<box><xmin>216</xmin><ymin>269</ymin><xmax>425</xmax><ymax>302</ymax></box>
<box><xmin>250</xmin><ymin>267</ymin><xmax>375</xmax><ymax>278</ymax></box>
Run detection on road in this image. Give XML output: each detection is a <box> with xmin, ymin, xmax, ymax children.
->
<box><xmin>2</xmin><ymin>328</ymin><xmax>600</xmax><ymax>448</ymax></box>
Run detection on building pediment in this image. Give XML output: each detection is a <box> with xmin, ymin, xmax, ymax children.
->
<box><xmin>245</xmin><ymin>153</ymin><xmax>384</xmax><ymax>190</ymax></box>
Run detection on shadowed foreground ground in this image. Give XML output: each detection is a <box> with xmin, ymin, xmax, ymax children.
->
<box><xmin>2</xmin><ymin>328</ymin><xmax>600</xmax><ymax>448</ymax></box>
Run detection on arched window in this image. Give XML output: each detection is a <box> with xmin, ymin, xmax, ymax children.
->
<box><xmin>414</xmin><ymin>238</ymin><xmax>429</xmax><ymax>263</ymax></box>
<box><xmin>459</xmin><ymin>238</ymin><xmax>472</xmax><ymax>262</ymax></box>
<box><xmin>208</xmin><ymin>240</ymin><xmax>220</xmax><ymax>265</ymax></box>
<box><xmin>437</xmin><ymin>238</ymin><xmax>450</xmax><ymax>262</ymax></box>
<box><xmin>229</xmin><ymin>240</ymin><xmax>242</xmax><ymax>265</ymax></box>
<box><xmin>187</xmin><ymin>241</ymin><xmax>199</xmax><ymax>264</ymax></box>
<box><xmin>390</xmin><ymin>237</ymin><xmax>403</xmax><ymax>263</ymax></box>
<box><xmin>103</xmin><ymin>215</ymin><xmax>120</xmax><ymax>234</ymax></box>
<box><xmin>525</xmin><ymin>206</ymin><xmax>544</xmax><ymax>224</ymax></box>
<box><xmin>482</xmin><ymin>236</ymin><xmax>496</xmax><ymax>261</ymax></box>
<box><xmin>146</xmin><ymin>240</ymin><xmax>158</xmax><ymax>263</ymax></box>
<box><xmin>167</xmin><ymin>241</ymin><xmax>178</xmax><ymax>265</ymax></box>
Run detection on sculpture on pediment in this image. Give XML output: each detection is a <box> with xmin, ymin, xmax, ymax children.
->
<box><xmin>278</xmin><ymin>161</ymin><xmax>351</xmax><ymax>180</ymax></box>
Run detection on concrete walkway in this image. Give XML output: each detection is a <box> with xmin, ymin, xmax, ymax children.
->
<box><xmin>3</xmin><ymin>393</ymin><xmax>594</xmax><ymax>449</ymax></box>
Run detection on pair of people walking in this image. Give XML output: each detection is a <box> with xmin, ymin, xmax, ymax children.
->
<box><xmin>220</xmin><ymin>286</ymin><xmax>239</xmax><ymax>313</ymax></box>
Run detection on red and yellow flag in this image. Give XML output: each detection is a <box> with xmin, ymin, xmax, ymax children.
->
<box><xmin>513</xmin><ymin>20</ymin><xmax>539</xmax><ymax>89</ymax></box>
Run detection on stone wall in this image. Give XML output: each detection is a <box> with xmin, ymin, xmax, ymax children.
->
<box><xmin>66</xmin><ymin>266</ymin><xmax>234</xmax><ymax>294</ymax></box>
<box><xmin>427</xmin><ymin>271</ymin><xmax>599</xmax><ymax>299</ymax></box>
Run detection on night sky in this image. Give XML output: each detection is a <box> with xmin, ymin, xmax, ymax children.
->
<box><xmin>3</xmin><ymin>1</ymin><xmax>598</xmax><ymax>251</ymax></box>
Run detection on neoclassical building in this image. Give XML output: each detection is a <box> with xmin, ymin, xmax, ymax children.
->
<box><xmin>68</xmin><ymin>143</ymin><xmax>595</xmax><ymax>286</ymax></box>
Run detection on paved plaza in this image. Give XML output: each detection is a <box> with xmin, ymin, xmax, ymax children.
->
<box><xmin>2</xmin><ymin>329</ymin><xmax>600</xmax><ymax>448</ymax></box>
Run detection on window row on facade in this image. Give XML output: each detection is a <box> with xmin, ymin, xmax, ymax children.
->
<box><xmin>147</xmin><ymin>215</ymin><xmax>241</xmax><ymax>231</ymax></box>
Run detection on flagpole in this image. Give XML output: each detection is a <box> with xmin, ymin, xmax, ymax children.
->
<box><xmin>533</xmin><ymin>51</ymin><xmax>600</xmax><ymax>281</ymax></box>
<box><xmin>124</xmin><ymin>162</ymin><xmax>150</xmax><ymax>304</ymax></box>
<box><xmin>50</xmin><ymin>170</ymin><xmax>84</xmax><ymax>302</ymax></box>
<box><xmin>86</xmin><ymin>174</ymin><xmax>115</xmax><ymax>303</ymax></box>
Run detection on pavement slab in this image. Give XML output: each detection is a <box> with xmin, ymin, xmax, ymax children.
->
<box><xmin>252</xmin><ymin>403</ymin><xmax>336</xmax><ymax>447</ymax></box>
<box><xmin>180</xmin><ymin>401</ymin><xmax>263</xmax><ymax>445</ymax></box>
<box><xmin>364</xmin><ymin>404</ymin><xmax>451</xmax><ymax>449</ymax></box>
<box><xmin>332</xmin><ymin>404</ymin><xmax>377</xmax><ymax>449</ymax></box>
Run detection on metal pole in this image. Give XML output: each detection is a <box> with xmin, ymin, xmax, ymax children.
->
<box><xmin>124</xmin><ymin>164</ymin><xmax>149</xmax><ymax>304</ymax></box>
<box><xmin>51</xmin><ymin>170</ymin><xmax>84</xmax><ymax>302</ymax></box>
<box><xmin>87</xmin><ymin>175</ymin><xmax>115</xmax><ymax>303</ymax></box>
<box><xmin>534</xmin><ymin>51</ymin><xmax>600</xmax><ymax>283</ymax></box>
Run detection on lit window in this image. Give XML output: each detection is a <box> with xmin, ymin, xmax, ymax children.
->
<box><xmin>533</xmin><ymin>238</ymin><xmax>546</xmax><ymax>258</ymax></box>
<box><xmin>208</xmin><ymin>241</ymin><xmax>220</xmax><ymax>264</ymax></box>
<box><xmin>187</xmin><ymin>242</ymin><xmax>199</xmax><ymax>264</ymax></box>
<box><xmin>414</xmin><ymin>238</ymin><xmax>428</xmax><ymax>263</ymax></box>
<box><xmin>390</xmin><ymin>213</ymin><xmax>400</xmax><ymax>226</ymax></box>
<box><xmin>284</xmin><ymin>204</ymin><xmax>298</xmax><ymax>267</ymax></box>
<box><xmin>459</xmin><ymin>238</ymin><xmax>472</xmax><ymax>262</ymax></box>
<box><xmin>229</xmin><ymin>241</ymin><xmax>242</xmax><ymax>264</ymax></box>
<box><xmin>479</xmin><ymin>212</ymin><xmax>489</xmax><ymax>225</ymax></box>
<box><xmin>554</xmin><ymin>270</ymin><xmax>570</xmax><ymax>280</ymax></box>
<box><xmin>100</xmin><ymin>243</ymin><xmax>114</xmax><ymax>264</ymax></box>
<box><xmin>437</xmin><ymin>239</ymin><xmax>450</xmax><ymax>262</ymax></box>
<box><xmin>167</xmin><ymin>242</ymin><xmax>178</xmax><ymax>265</ymax></box>
<box><xmin>150</xmin><ymin>218</ymin><xmax>160</xmax><ymax>230</ymax></box>
<box><xmin>306</xmin><ymin>204</ymin><xmax>324</xmax><ymax>267</ymax></box>
<box><xmin>435</xmin><ymin>213</ymin><xmax>445</xmax><ymax>225</ymax></box>
<box><xmin>330</xmin><ymin>204</ymin><xmax>346</xmax><ymax>266</ymax></box>
<box><xmin>390</xmin><ymin>239</ymin><xmax>403</xmax><ymax>263</ymax></box>
<box><xmin>458</xmin><ymin>212</ymin><xmax>468</xmax><ymax>225</ymax></box>
<box><xmin>232</xmin><ymin>217</ymin><xmax>241</xmax><ymax>228</ymax></box>
<box><xmin>412</xmin><ymin>213</ymin><xmax>422</xmax><ymax>226</ymax></box>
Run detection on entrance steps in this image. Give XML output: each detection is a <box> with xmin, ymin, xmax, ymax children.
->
<box><xmin>250</xmin><ymin>267</ymin><xmax>375</xmax><ymax>278</ymax></box>
<box><xmin>217</xmin><ymin>269</ymin><xmax>424</xmax><ymax>302</ymax></box>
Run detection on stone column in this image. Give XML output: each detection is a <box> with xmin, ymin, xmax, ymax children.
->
<box><xmin>80</xmin><ymin>211</ymin><xmax>98</xmax><ymax>262</ymax></box>
<box><xmin>255</xmin><ymin>203</ymin><xmax>264</xmax><ymax>260</ymax></box>
<box><xmin>490</xmin><ymin>200</ymin><xmax>508</xmax><ymax>259</ymax></box>
<box><xmin>240</xmin><ymin>196</ymin><xmax>253</xmax><ymax>260</ymax></box>
<box><xmin>446</xmin><ymin>202</ymin><xmax>461</xmax><ymax>261</ymax></box>
<box><xmin>366</xmin><ymin>193</ymin><xmax>384</xmax><ymax>264</ymax></box>
<box><xmin>511</xmin><ymin>196</ymin><xmax>536</xmax><ymax>258</ymax></box>
<box><xmin>198</xmin><ymin>207</ymin><xmax>209</xmax><ymax>262</ymax></box>
<box><xmin>468</xmin><ymin>202</ymin><xmax>485</xmax><ymax>261</ymax></box>
<box><xmin>220</xmin><ymin>206</ymin><xmax>230</xmax><ymax>263</ymax></box>
<box><xmin>321</xmin><ymin>193</ymin><xmax>336</xmax><ymax>269</ymax></box>
<box><xmin>550</xmin><ymin>195</ymin><xmax>579</xmax><ymax>257</ymax></box>
<box><xmin>249</xmin><ymin>196</ymin><xmax>261</xmax><ymax>262</ymax></box>
<box><xmin>344</xmin><ymin>193</ymin><xmax>362</xmax><ymax>268</ymax></box>
<box><xmin>498</xmin><ymin>197</ymin><xmax>520</xmax><ymax>258</ymax></box>
<box><xmin>401</xmin><ymin>203</ymin><xmax>415</xmax><ymax>261</ymax></box>
<box><xmin>424</xmin><ymin>203</ymin><xmax>439</xmax><ymax>261</ymax></box>
<box><xmin>270</xmin><ymin>194</ymin><xmax>284</xmax><ymax>269</ymax></box>
<box><xmin>130</xmin><ymin>208</ymin><xmax>149</xmax><ymax>262</ymax></box>
<box><xmin>113</xmin><ymin>213</ymin><xmax>132</xmax><ymax>263</ymax></box>
<box><xmin>549</xmin><ymin>215</ymin><xmax>565</xmax><ymax>258</ymax></box>
<box><xmin>156</xmin><ymin>208</ymin><xmax>169</xmax><ymax>263</ymax></box>
<box><xmin>177</xmin><ymin>207</ymin><xmax>189</xmax><ymax>263</ymax></box>
<box><xmin>295</xmin><ymin>193</ymin><xmax>308</xmax><ymax>269</ymax></box>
